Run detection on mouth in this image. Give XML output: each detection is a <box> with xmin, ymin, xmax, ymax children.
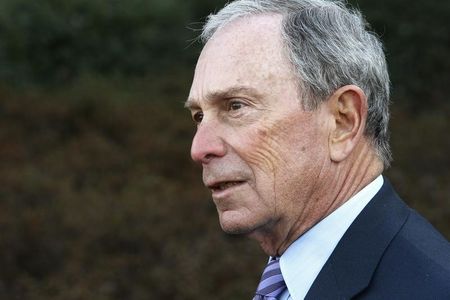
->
<box><xmin>207</xmin><ymin>181</ymin><xmax>246</xmax><ymax>192</ymax></box>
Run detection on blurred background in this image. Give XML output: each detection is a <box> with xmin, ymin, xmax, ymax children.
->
<box><xmin>0</xmin><ymin>0</ymin><xmax>448</xmax><ymax>299</ymax></box>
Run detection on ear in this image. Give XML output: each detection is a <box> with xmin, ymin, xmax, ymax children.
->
<box><xmin>327</xmin><ymin>85</ymin><xmax>368</xmax><ymax>162</ymax></box>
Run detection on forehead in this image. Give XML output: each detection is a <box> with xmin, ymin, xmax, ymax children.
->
<box><xmin>188</xmin><ymin>14</ymin><xmax>297</xmax><ymax>105</ymax></box>
<box><xmin>204</xmin><ymin>14</ymin><xmax>284</xmax><ymax>59</ymax></box>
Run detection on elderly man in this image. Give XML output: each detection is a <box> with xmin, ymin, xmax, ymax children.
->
<box><xmin>185</xmin><ymin>0</ymin><xmax>450</xmax><ymax>299</ymax></box>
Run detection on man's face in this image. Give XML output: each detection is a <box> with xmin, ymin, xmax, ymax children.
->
<box><xmin>187</xmin><ymin>15</ymin><xmax>332</xmax><ymax>247</ymax></box>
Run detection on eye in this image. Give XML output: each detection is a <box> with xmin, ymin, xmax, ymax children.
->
<box><xmin>192</xmin><ymin>111</ymin><xmax>204</xmax><ymax>123</ymax></box>
<box><xmin>228</xmin><ymin>100</ymin><xmax>246</xmax><ymax>111</ymax></box>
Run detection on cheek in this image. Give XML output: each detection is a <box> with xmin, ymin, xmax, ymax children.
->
<box><xmin>242</xmin><ymin>114</ymin><xmax>320</xmax><ymax>170</ymax></box>
<box><xmin>236</xmin><ymin>122</ymin><xmax>286</xmax><ymax>174</ymax></box>
<box><xmin>229</xmin><ymin>109</ymin><xmax>328</xmax><ymax>181</ymax></box>
<box><xmin>237</xmin><ymin>112</ymin><xmax>329</xmax><ymax>192</ymax></box>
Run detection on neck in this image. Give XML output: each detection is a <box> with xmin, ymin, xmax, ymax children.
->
<box><xmin>257</xmin><ymin>141</ymin><xmax>383</xmax><ymax>256</ymax></box>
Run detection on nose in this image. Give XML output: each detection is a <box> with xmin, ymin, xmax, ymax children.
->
<box><xmin>191</xmin><ymin>123</ymin><xmax>226</xmax><ymax>164</ymax></box>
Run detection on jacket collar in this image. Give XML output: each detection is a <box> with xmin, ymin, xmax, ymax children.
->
<box><xmin>305</xmin><ymin>177</ymin><xmax>410</xmax><ymax>299</ymax></box>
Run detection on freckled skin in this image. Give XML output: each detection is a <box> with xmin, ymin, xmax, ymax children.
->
<box><xmin>188</xmin><ymin>14</ymin><xmax>383</xmax><ymax>255</ymax></box>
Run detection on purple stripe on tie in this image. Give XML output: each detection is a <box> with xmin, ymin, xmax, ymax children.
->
<box><xmin>257</xmin><ymin>274</ymin><xmax>284</xmax><ymax>290</ymax></box>
<box><xmin>257</xmin><ymin>281</ymin><xmax>286</xmax><ymax>296</ymax></box>
<box><xmin>266</xmin><ymin>283</ymin><xmax>287</xmax><ymax>296</ymax></box>
<box><xmin>256</xmin><ymin>281</ymin><xmax>286</xmax><ymax>295</ymax></box>
<box><xmin>261</xmin><ymin>268</ymin><xmax>282</xmax><ymax>281</ymax></box>
<box><xmin>263</xmin><ymin>260</ymin><xmax>280</xmax><ymax>272</ymax></box>
<box><xmin>254</xmin><ymin>258</ymin><xmax>286</xmax><ymax>299</ymax></box>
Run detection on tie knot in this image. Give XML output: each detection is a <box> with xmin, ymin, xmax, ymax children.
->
<box><xmin>254</xmin><ymin>259</ymin><xmax>287</xmax><ymax>299</ymax></box>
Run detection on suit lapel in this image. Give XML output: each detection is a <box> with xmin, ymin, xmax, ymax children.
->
<box><xmin>305</xmin><ymin>178</ymin><xmax>410</xmax><ymax>299</ymax></box>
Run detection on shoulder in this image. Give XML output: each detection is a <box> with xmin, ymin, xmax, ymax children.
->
<box><xmin>361</xmin><ymin>202</ymin><xmax>450</xmax><ymax>298</ymax></box>
<box><xmin>306</xmin><ymin>178</ymin><xmax>450</xmax><ymax>299</ymax></box>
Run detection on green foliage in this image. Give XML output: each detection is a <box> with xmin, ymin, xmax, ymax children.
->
<box><xmin>350</xmin><ymin>0</ymin><xmax>450</xmax><ymax>108</ymax></box>
<box><xmin>0</xmin><ymin>0</ymin><xmax>448</xmax><ymax>109</ymax></box>
<box><xmin>0</xmin><ymin>80</ymin><xmax>264</xmax><ymax>299</ymax></box>
<box><xmin>0</xmin><ymin>0</ymin><xmax>227</xmax><ymax>85</ymax></box>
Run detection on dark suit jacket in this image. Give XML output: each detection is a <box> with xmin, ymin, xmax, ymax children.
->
<box><xmin>305</xmin><ymin>177</ymin><xmax>450</xmax><ymax>299</ymax></box>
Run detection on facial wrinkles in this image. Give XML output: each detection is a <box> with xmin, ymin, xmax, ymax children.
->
<box><xmin>244</xmin><ymin>108</ymin><xmax>325</xmax><ymax>252</ymax></box>
<box><xmin>246</xmin><ymin>124</ymin><xmax>283</xmax><ymax>172</ymax></box>
<box><xmin>245</xmin><ymin>120</ymin><xmax>283</xmax><ymax>220</ymax></box>
<box><xmin>245</xmin><ymin>105</ymin><xmax>314</xmax><ymax>204</ymax></box>
<box><xmin>241</xmin><ymin>81</ymin><xmax>301</xmax><ymax>174</ymax></box>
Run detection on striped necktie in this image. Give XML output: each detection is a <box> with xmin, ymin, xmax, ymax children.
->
<box><xmin>253</xmin><ymin>258</ymin><xmax>287</xmax><ymax>300</ymax></box>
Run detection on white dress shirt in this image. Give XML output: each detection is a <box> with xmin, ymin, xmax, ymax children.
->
<box><xmin>278</xmin><ymin>175</ymin><xmax>384</xmax><ymax>300</ymax></box>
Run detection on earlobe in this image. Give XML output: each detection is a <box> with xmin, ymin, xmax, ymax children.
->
<box><xmin>328</xmin><ymin>85</ymin><xmax>367</xmax><ymax>162</ymax></box>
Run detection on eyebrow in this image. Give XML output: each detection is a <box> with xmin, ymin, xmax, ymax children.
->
<box><xmin>184</xmin><ymin>86</ymin><xmax>263</xmax><ymax>109</ymax></box>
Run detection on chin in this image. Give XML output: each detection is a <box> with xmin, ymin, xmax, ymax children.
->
<box><xmin>219</xmin><ymin>219</ymin><xmax>253</xmax><ymax>235</ymax></box>
<box><xmin>218</xmin><ymin>210</ymin><xmax>265</xmax><ymax>235</ymax></box>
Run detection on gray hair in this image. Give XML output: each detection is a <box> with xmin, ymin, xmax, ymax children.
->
<box><xmin>200</xmin><ymin>0</ymin><xmax>392</xmax><ymax>167</ymax></box>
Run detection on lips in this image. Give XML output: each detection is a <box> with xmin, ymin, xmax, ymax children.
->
<box><xmin>207</xmin><ymin>180</ymin><xmax>245</xmax><ymax>192</ymax></box>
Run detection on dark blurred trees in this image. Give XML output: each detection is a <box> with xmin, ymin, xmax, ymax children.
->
<box><xmin>350</xmin><ymin>0</ymin><xmax>450</xmax><ymax>109</ymax></box>
<box><xmin>0</xmin><ymin>0</ymin><xmax>448</xmax><ymax>110</ymax></box>
<box><xmin>0</xmin><ymin>0</ymin><xmax>226</xmax><ymax>84</ymax></box>
<box><xmin>0</xmin><ymin>0</ymin><xmax>448</xmax><ymax>299</ymax></box>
